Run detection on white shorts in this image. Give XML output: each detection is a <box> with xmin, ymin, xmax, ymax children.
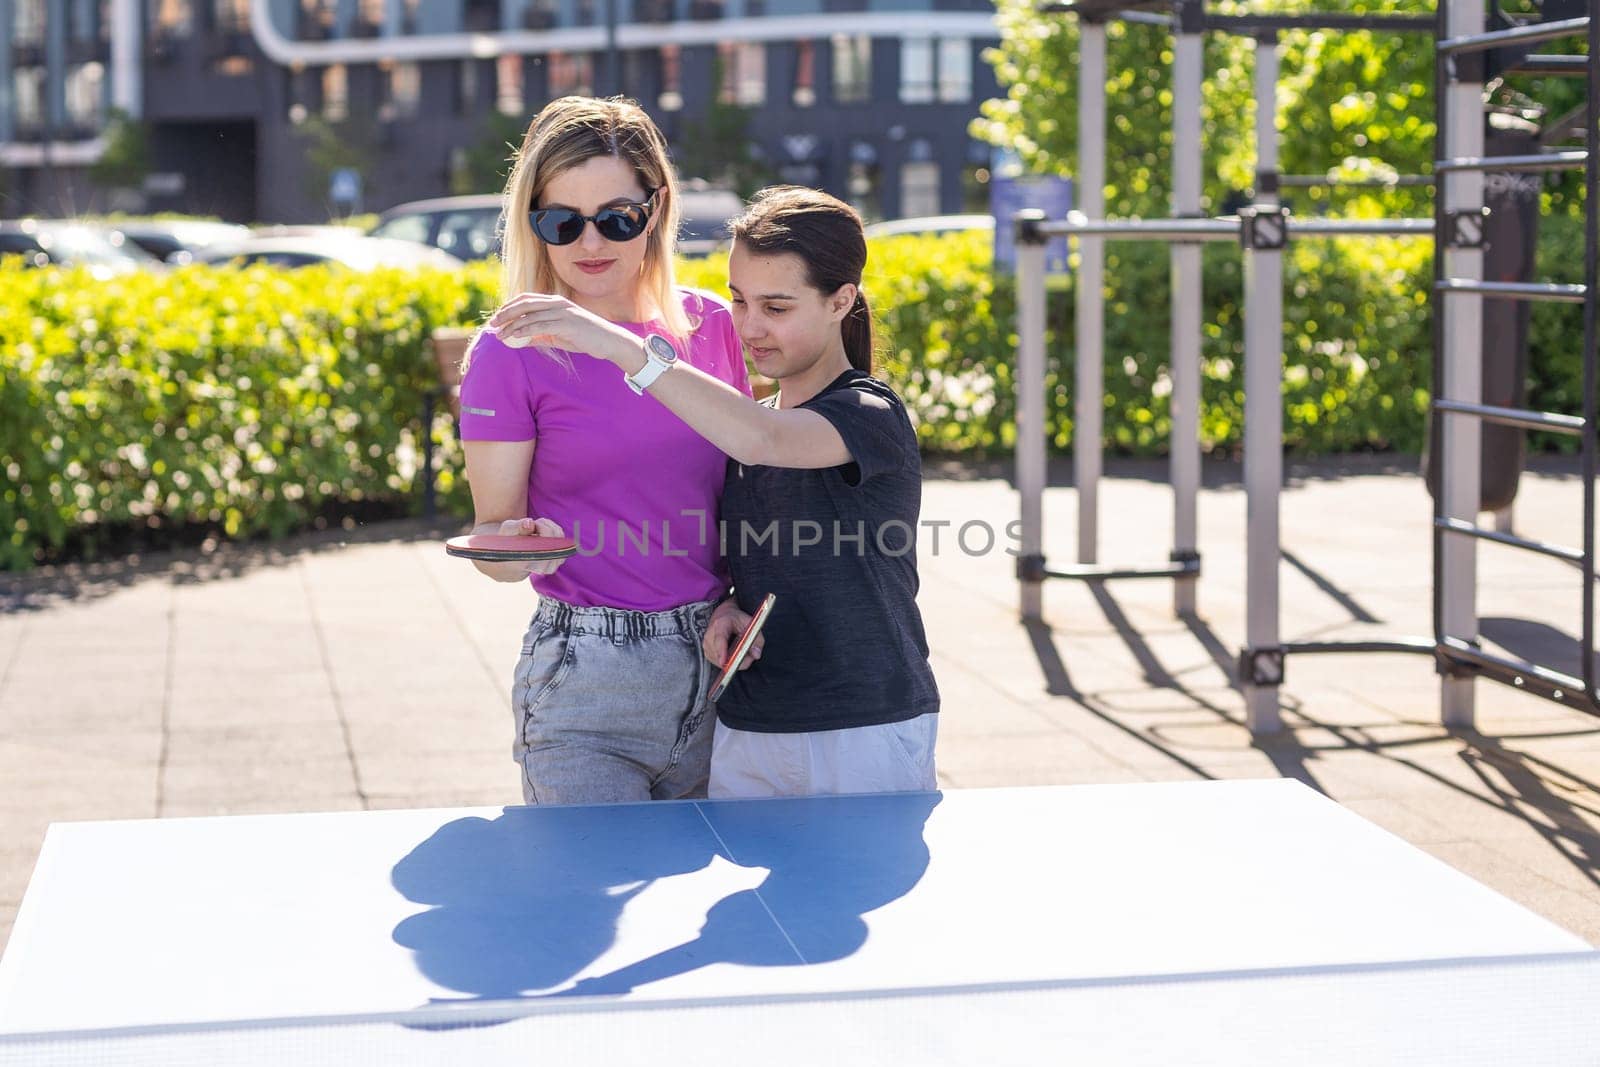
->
<box><xmin>708</xmin><ymin>712</ymin><xmax>938</xmax><ymax>799</ymax></box>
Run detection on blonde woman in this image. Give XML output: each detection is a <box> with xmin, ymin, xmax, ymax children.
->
<box><xmin>458</xmin><ymin>96</ymin><xmax>751</xmax><ymax>805</ymax></box>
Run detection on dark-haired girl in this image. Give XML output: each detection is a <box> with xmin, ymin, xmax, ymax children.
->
<box><xmin>490</xmin><ymin>185</ymin><xmax>940</xmax><ymax>798</ymax></box>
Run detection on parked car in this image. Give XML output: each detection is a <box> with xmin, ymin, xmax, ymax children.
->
<box><xmin>114</xmin><ymin>219</ymin><xmax>252</xmax><ymax>265</ymax></box>
<box><xmin>863</xmin><ymin>214</ymin><xmax>995</xmax><ymax>239</ymax></box>
<box><xmin>369</xmin><ymin>195</ymin><xmax>502</xmax><ymax>261</ymax></box>
<box><xmin>192</xmin><ymin>233</ymin><xmax>464</xmax><ymax>270</ymax></box>
<box><xmin>369</xmin><ymin>183</ymin><xmax>745</xmax><ymax>261</ymax></box>
<box><xmin>0</xmin><ymin>219</ymin><xmax>164</xmax><ymax>277</ymax></box>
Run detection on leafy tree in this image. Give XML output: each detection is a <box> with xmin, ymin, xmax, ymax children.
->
<box><xmin>294</xmin><ymin>114</ymin><xmax>380</xmax><ymax>217</ymax></box>
<box><xmin>972</xmin><ymin>0</ymin><xmax>1442</xmax><ymax>219</ymax></box>
<box><xmin>87</xmin><ymin>109</ymin><xmax>151</xmax><ymax>193</ymax></box>
<box><xmin>671</xmin><ymin>101</ymin><xmax>774</xmax><ymax>198</ymax></box>
<box><xmin>454</xmin><ymin>110</ymin><xmax>529</xmax><ymax>195</ymax></box>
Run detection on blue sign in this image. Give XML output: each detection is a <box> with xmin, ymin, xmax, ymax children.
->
<box><xmin>990</xmin><ymin>175</ymin><xmax>1074</xmax><ymax>275</ymax></box>
<box><xmin>330</xmin><ymin>168</ymin><xmax>363</xmax><ymax>206</ymax></box>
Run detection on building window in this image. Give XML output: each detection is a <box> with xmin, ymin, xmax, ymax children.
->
<box><xmin>659</xmin><ymin>45</ymin><xmax>683</xmax><ymax>112</ymax></box>
<box><xmin>322</xmin><ymin>63</ymin><xmax>348</xmax><ymax>121</ymax></box>
<box><xmin>300</xmin><ymin>0</ymin><xmax>334</xmax><ymax>36</ymax></box>
<box><xmin>13</xmin><ymin>67</ymin><xmax>45</xmax><ymax>130</ymax></box>
<box><xmin>792</xmin><ymin>41</ymin><xmax>815</xmax><ymax>107</ymax></box>
<box><xmin>14</xmin><ymin>0</ymin><xmax>46</xmax><ymax>46</ymax></box>
<box><xmin>150</xmin><ymin>0</ymin><xmax>194</xmax><ymax>36</ymax></box>
<box><xmin>496</xmin><ymin>55</ymin><xmax>525</xmax><ymax>116</ymax></box>
<box><xmin>848</xmin><ymin>141</ymin><xmax>880</xmax><ymax>219</ymax></box>
<box><xmin>383</xmin><ymin>61</ymin><xmax>421</xmax><ymax>120</ymax></box>
<box><xmin>901</xmin><ymin>37</ymin><xmax>970</xmax><ymax>105</ymax></box>
<box><xmin>832</xmin><ymin>35</ymin><xmax>870</xmax><ymax>105</ymax></box>
<box><xmin>212</xmin><ymin>0</ymin><xmax>249</xmax><ymax>34</ymax></box>
<box><xmin>938</xmin><ymin>37</ymin><xmax>972</xmax><ymax>103</ymax></box>
<box><xmin>717</xmin><ymin>42</ymin><xmax>765</xmax><ymax>107</ymax></box>
<box><xmin>901</xmin><ymin>160</ymin><xmax>940</xmax><ymax>217</ymax></box>
<box><xmin>900</xmin><ymin>38</ymin><xmax>933</xmax><ymax>104</ymax></box>
<box><xmin>358</xmin><ymin>0</ymin><xmax>387</xmax><ymax>30</ymax></box>
<box><xmin>547</xmin><ymin>52</ymin><xmax>595</xmax><ymax>97</ymax></box>
<box><xmin>64</xmin><ymin>62</ymin><xmax>108</xmax><ymax>130</ymax></box>
<box><xmin>459</xmin><ymin>59</ymin><xmax>479</xmax><ymax>114</ymax></box>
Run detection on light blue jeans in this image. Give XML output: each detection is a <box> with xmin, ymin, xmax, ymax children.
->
<box><xmin>512</xmin><ymin>597</ymin><xmax>716</xmax><ymax>805</ymax></box>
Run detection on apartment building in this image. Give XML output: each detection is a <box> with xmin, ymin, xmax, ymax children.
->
<box><xmin>0</xmin><ymin>0</ymin><xmax>1000</xmax><ymax>222</ymax></box>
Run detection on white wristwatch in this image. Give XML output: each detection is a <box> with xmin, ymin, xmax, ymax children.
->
<box><xmin>626</xmin><ymin>333</ymin><xmax>679</xmax><ymax>395</ymax></box>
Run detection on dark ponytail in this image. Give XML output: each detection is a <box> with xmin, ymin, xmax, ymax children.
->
<box><xmin>841</xmin><ymin>291</ymin><xmax>873</xmax><ymax>373</ymax></box>
<box><xmin>729</xmin><ymin>185</ymin><xmax>875</xmax><ymax>374</ymax></box>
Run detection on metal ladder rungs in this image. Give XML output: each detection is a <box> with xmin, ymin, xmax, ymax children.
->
<box><xmin>1432</xmin><ymin>398</ymin><xmax>1586</xmax><ymax>435</ymax></box>
<box><xmin>1438</xmin><ymin>15</ymin><xmax>1590</xmax><ymax>55</ymax></box>
<box><xmin>1435</xmin><ymin>517</ymin><xmax>1585</xmax><ymax>565</ymax></box>
<box><xmin>1434</xmin><ymin>151</ymin><xmax>1588</xmax><ymax>174</ymax></box>
<box><xmin>1435</xmin><ymin>279</ymin><xmax>1588</xmax><ymax>303</ymax></box>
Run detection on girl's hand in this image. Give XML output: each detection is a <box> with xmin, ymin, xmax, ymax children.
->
<box><xmin>703</xmin><ymin>598</ymin><xmax>765</xmax><ymax>668</ymax></box>
<box><xmin>487</xmin><ymin>294</ymin><xmax>643</xmax><ymax>368</ymax></box>
<box><xmin>481</xmin><ymin>517</ymin><xmax>569</xmax><ymax>578</ymax></box>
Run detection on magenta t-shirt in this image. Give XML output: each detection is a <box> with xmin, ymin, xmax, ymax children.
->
<box><xmin>457</xmin><ymin>288</ymin><xmax>751</xmax><ymax>611</ymax></box>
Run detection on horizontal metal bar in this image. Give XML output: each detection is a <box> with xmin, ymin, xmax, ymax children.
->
<box><xmin>1435</xmin><ymin>279</ymin><xmax>1588</xmax><ymax>303</ymax></box>
<box><xmin>1282</xmin><ymin>638</ymin><xmax>1438</xmax><ymax>657</ymax></box>
<box><xmin>1279</xmin><ymin>175</ymin><xmax>1434</xmax><ymax>188</ymax></box>
<box><xmin>1287</xmin><ymin>218</ymin><xmax>1434</xmax><ymax>237</ymax></box>
<box><xmin>1205</xmin><ymin>13</ymin><xmax>1435</xmax><ymax>33</ymax></box>
<box><xmin>1435</xmin><ymin>517</ymin><xmax>1586</xmax><ymax>564</ymax></box>
<box><xmin>1502</xmin><ymin>54</ymin><xmax>1589</xmax><ymax>77</ymax></box>
<box><xmin>1437</xmin><ymin>637</ymin><xmax>1595</xmax><ymax>708</ymax></box>
<box><xmin>1034</xmin><ymin>216</ymin><xmax>1434</xmax><ymax>242</ymax></box>
<box><xmin>1434</xmin><ymin>151</ymin><xmax>1588</xmax><ymax>173</ymax></box>
<box><xmin>1431</xmin><ymin>398</ymin><xmax>1587</xmax><ymax>435</ymax></box>
<box><xmin>1037</xmin><ymin>217</ymin><xmax>1241</xmax><ymax>241</ymax></box>
<box><xmin>1043</xmin><ymin>558</ymin><xmax>1202</xmax><ymax>582</ymax></box>
<box><xmin>1438</xmin><ymin>16</ymin><xmax>1589</xmax><ymax>56</ymax></box>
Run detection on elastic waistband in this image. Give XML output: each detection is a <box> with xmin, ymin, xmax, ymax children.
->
<box><xmin>533</xmin><ymin>597</ymin><xmax>714</xmax><ymax>640</ymax></box>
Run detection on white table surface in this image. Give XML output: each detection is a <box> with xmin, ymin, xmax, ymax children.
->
<box><xmin>1</xmin><ymin>779</ymin><xmax>1596</xmax><ymax>1065</ymax></box>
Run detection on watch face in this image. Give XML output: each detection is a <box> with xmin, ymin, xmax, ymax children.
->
<box><xmin>646</xmin><ymin>333</ymin><xmax>678</xmax><ymax>365</ymax></box>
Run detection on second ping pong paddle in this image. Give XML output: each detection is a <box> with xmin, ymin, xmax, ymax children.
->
<box><xmin>444</xmin><ymin>533</ymin><xmax>578</xmax><ymax>562</ymax></box>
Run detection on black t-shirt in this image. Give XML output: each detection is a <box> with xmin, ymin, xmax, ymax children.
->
<box><xmin>716</xmin><ymin>369</ymin><xmax>940</xmax><ymax>733</ymax></box>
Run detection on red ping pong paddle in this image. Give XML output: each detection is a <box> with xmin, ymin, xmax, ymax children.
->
<box><xmin>444</xmin><ymin>533</ymin><xmax>578</xmax><ymax>562</ymax></box>
<box><xmin>709</xmin><ymin>593</ymin><xmax>776</xmax><ymax>702</ymax></box>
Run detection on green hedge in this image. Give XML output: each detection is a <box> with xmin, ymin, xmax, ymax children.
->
<box><xmin>2</xmin><ymin>221</ymin><xmax>1585</xmax><ymax>569</ymax></box>
<box><xmin>1</xmin><ymin>261</ymin><xmax>497</xmax><ymax>569</ymax></box>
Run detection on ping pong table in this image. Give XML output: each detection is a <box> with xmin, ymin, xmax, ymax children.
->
<box><xmin>1</xmin><ymin>779</ymin><xmax>1596</xmax><ymax>1064</ymax></box>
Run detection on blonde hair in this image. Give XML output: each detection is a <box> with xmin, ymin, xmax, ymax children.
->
<box><xmin>500</xmin><ymin>95</ymin><xmax>690</xmax><ymax>340</ymax></box>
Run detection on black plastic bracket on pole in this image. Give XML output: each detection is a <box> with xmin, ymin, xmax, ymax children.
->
<box><xmin>1015</xmin><ymin>208</ymin><xmax>1049</xmax><ymax>247</ymax></box>
<box><xmin>1239</xmin><ymin>206</ymin><xmax>1289</xmax><ymax>251</ymax></box>
<box><xmin>1240</xmin><ymin>647</ymin><xmax>1286</xmax><ymax>687</ymax></box>
<box><xmin>1443</xmin><ymin>208</ymin><xmax>1488</xmax><ymax>249</ymax></box>
<box><xmin>1175</xmin><ymin>0</ymin><xmax>1203</xmax><ymax>34</ymax></box>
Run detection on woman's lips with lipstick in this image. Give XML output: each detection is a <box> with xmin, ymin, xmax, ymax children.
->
<box><xmin>574</xmin><ymin>258</ymin><xmax>615</xmax><ymax>275</ymax></box>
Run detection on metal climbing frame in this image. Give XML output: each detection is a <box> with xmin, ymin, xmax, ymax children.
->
<box><xmin>1429</xmin><ymin>1</ymin><xmax>1599</xmax><ymax>724</ymax></box>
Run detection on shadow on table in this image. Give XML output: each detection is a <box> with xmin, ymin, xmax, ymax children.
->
<box><xmin>390</xmin><ymin>792</ymin><xmax>942</xmax><ymax>1003</ymax></box>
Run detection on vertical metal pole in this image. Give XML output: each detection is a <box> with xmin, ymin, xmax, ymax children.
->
<box><xmin>1075</xmin><ymin>19</ymin><xmax>1106</xmax><ymax>566</ymax></box>
<box><xmin>1440</xmin><ymin>0</ymin><xmax>1484</xmax><ymax>728</ymax></box>
<box><xmin>1243</xmin><ymin>33</ymin><xmax>1284</xmax><ymax>734</ymax></box>
<box><xmin>1583</xmin><ymin>12</ymin><xmax>1597</xmax><ymax>709</ymax></box>
<box><xmin>1017</xmin><ymin>212</ymin><xmax>1049</xmax><ymax>621</ymax></box>
<box><xmin>1170</xmin><ymin>4</ymin><xmax>1203</xmax><ymax>616</ymax></box>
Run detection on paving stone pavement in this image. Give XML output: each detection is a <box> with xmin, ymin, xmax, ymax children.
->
<box><xmin>2</xmin><ymin>455</ymin><xmax>1597</xmax><ymax>953</ymax></box>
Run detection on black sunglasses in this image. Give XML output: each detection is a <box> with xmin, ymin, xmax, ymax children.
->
<box><xmin>529</xmin><ymin>189</ymin><xmax>658</xmax><ymax>246</ymax></box>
